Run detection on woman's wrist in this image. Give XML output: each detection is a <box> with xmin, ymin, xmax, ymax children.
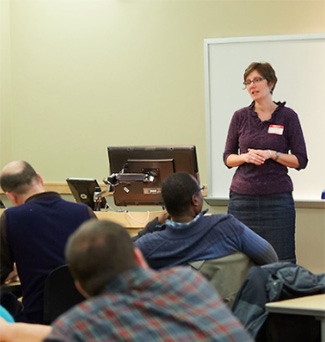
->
<box><xmin>268</xmin><ymin>150</ymin><xmax>280</xmax><ymax>161</ymax></box>
<box><xmin>268</xmin><ymin>150</ymin><xmax>276</xmax><ymax>160</ymax></box>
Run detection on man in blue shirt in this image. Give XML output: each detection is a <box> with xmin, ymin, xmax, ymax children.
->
<box><xmin>133</xmin><ymin>172</ymin><xmax>278</xmax><ymax>270</ymax></box>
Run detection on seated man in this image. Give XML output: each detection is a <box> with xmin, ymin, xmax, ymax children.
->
<box><xmin>0</xmin><ymin>161</ymin><xmax>96</xmax><ymax>324</ymax></box>
<box><xmin>0</xmin><ymin>219</ymin><xmax>254</xmax><ymax>342</ymax></box>
<box><xmin>133</xmin><ymin>172</ymin><xmax>278</xmax><ymax>269</ymax></box>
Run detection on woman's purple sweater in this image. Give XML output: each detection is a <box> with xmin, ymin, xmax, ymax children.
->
<box><xmin>223</xmin><ymin>102</ymin><xmax>308</xmax><ymax>195</ymax></box>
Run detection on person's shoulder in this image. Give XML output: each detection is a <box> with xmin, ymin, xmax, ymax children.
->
<box><xmin>48</xmin><ymin>299</ymin><xmax>100</xmax><ymax>338</ymax></box>
<box><xmin>207</xmin><ymin>213</ymin><xmax>246</xmax><ymax>234</ymax></box>
<box><xmin>158</xmin><ymin>266</ymin><xmax>220</xmax><ymax>298</ymax></box>
<box><xmin>157</xmin><ymin>266</ymin><xmax>201</xmax><ymax>288</ymax></box>
<box><xmin>2</xmin><ymin>206</ymin><xmax>15</xmax><ymax>214</ymax></box>
<box><xmin>54</xmin><ymin>199</ymin><xmax>94</xmax><ymax>220</ymax></box>
<box><xmin>233</xmin><ymin>105</ymin><xmax>251</xmax><ymax>117</ymax></box>
<box><xmin>47</xmin><ymin>307</ymin><xmax>82</xmax><ymax>337</ymax></box>
<box><xmin>159</xmin><ymin>265</ymin><xmax>206</xmax><ymax>283</ymax></box>
<box><xmin>60</xmin><ymin>198</ymin><xmax>91</xmax><ymax>211</ymax></box>
<box><xmin>276</xmin><ymin>102</ymin><xmax>299</xmax><ymax>118</ymax></box>
<box><xmin>3</xmin><ymin>204</ymin><xmax>25</xmax><ymax>215</ymax></box>
<box><xmin>49</xmin><ymin>293</ymin><xmax>127</xmax><ymax>339</ymax></box>
<box><xmin>134</xmin><ymin>226</ymin><xmax>166</xmax><ymax>244</ymax></box>
<box><xmin>206</xmin><ymin>213</ymin><xmax>235</xmax><ymax>224</ymax></box>
<box><xmin>161</xmin><ymin>265</ymin><xmax>195</xmax><ymax>275</ymax></box>
<box><xmin>230</xmin><ymin>104</ymin><xmax>252</xmax><ymax>124</ymax></box>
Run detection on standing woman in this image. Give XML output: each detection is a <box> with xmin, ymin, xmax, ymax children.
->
<box><xmin>223</xmin><ymin>62</ymin><xmax>308</xmax><ymax>263</ymax></box>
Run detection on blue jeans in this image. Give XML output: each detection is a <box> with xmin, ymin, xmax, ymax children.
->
<box><xmin>228</xmin><ymin>191</ymin><xmax>296</xmax><ymax>263</ymax></box>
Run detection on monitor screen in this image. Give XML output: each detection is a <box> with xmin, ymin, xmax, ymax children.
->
<box><xmin>107</xmin><ymin>145</ymin><xmax>199</xmax><ymax>206</ymax></box>
<box><xmin>66</xmin><ymin>178</ymin><xmax>107</xmax><ymax>210</ymax></box>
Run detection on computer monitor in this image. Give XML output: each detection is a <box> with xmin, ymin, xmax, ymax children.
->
<box><xmin>66</xmin><ymin>178</ymin><xmax>107</xmax><ymax>210</ymax></box>
<box><xmin>107</xmin><ymin>145</ymin><xmax>199</xmax><ymax>206</ymax></box>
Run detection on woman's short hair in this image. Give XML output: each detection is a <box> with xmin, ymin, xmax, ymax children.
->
<box><xmin>244</xmin><ymin>62</ymin><xmax>278</xmax><ymax>94</ymax></box>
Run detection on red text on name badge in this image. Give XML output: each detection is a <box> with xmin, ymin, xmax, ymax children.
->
<box><xmin>268</xmin><ymin>125</ymin><xmax>284</xmax><ymax>135</ymax></box>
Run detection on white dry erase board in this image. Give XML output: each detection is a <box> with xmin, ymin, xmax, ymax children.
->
<box><xmin>204</xmin><ymin>34</ymin><xmax>325</xmax><ymax>207</ymax></box>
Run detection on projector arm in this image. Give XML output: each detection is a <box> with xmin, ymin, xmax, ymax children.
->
<box><xmin>106</xmin><ymin>171</ymin><xmax>157</xmax><ymax>185</ymax></box>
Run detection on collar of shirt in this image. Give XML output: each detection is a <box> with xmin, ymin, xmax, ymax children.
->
<box><xmin>249</xmin><ymin>100</ymin><xmax>285</xmax><ymax>109</ymax></box>
<box><xmin>248</xmin><ymin>100</ymin><xmax>285</xmax><ymax>116</ymax></box>
<box><xmin>248</xmin><ymin>101</ymin><xmax>285</xmax><ymax>127</ymax></box>
<box><xmin>165</xmin><ymin>209</ymin><xmax>209</xmax><ymax>229</ymax></box>
<box><xmin>25</xmin><ymin>191</ymin><xmax>61</xmax><ymax>204</ymax></box>
<box><xmin>103</xmin><ymin>266</ymin><xmax>151</xmax><ymax>294</ymax></box>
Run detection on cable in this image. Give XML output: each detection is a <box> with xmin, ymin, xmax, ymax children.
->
<box><xmin>125</xmin><ymin>211</ymin><xmax>150</xmax><ymax>224</ymax></box>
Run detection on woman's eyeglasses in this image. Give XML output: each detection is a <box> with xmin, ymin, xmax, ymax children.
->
<box><xmin>243</xmin><ymin>77</ymin><xmax>265</xmax><ymax>87</ymax></box>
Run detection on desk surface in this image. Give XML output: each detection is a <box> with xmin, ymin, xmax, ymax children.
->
<box><xmin>0</xmin><ymin>208</ymin><xmax>162</xmax><ymax>236</ymax></box>
<box><xmin>94</xmin><ymin>210</ymin><xmax>162</xmax><ymax>227</ymax></box>
<box><xmin>95</xmin><ymin>210</ymin><xmax>162</xmax><ymax>236</ymax></box>
<box><xmin>266</xmin><ymin>294</ymin><xmax>325</xmax><ymax>318</ymax></box>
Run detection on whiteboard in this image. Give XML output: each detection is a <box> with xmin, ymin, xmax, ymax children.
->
<box><xmin>204</xmin><ymin>34</ymin><xmax>325</xmax><ymax>203</ymax></box>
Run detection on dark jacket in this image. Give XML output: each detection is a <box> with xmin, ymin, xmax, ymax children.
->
<box><xmin>232</xmin><ymin>262</ymin><xmax>325</xmax><ymax>339</ymax></box>
<box><xmin>0</xmin><ymin>192</ymin><xmax>96</xmax><ymax>323</ymax></box>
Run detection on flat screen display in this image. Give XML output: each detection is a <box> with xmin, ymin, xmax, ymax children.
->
<box><xmin>107</xmin><ymin>145</ymin><xmax>199</xmax><ymax>206</ymax></box>
<box><xmin>66</xmin><ymin>178</ymin><xmax>107</xmax><ymax>210</ymax></box>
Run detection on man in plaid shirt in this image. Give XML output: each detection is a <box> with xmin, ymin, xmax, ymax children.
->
<box><xmin>0</xmin><ymin>219</ymin><xmax>253</xmax><ymax>342</ymax></box>
<box><xmin>45</xmin><ymin>219</ymin><xmax>252</xmax><ymax>342</ymax></box>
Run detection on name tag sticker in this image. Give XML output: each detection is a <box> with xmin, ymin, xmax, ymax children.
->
<box><xmin>268</xmin><ymin>125</ymin><xmax>284</xmax><ymax>135</ymax></box>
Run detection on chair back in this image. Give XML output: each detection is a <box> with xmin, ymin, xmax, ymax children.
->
<box><xmin>189</xmin><ymin>252</ymin><xmax>254</xmax><ymax>308</ymax></box>
<box><xmin>43</xmin><ymin>264</ymin><xmax>85</xmax><ymax>324</ymax></box>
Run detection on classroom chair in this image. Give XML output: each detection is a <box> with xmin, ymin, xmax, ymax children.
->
<box><xmin>188</xmin><ymin>252</ymin><xmax>254</xmax><ymax>308</ymax></box>
<box><xmin>43</xmin><ymin>264</ymin><xmax>85</xmax><ymax>324</ymax></box>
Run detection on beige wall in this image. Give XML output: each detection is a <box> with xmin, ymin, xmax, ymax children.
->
<box><xmin>295</xmin><ymin>208</ymin><xmax>325</xmax><ymax>273</ymax></box>
<box><xmin>0</xmin><ymin>1</ymin><xmax>324</xmax><ymax>272</ymax></box>
<box><xmin>0</xmin><ymin>0</ymin><xmax>12</xmax><ymax>167</ymax></box>
<box><xmin>1</xmin><ymin>0</ymin><xmax>324</xmax><ymax>182</ymax></box>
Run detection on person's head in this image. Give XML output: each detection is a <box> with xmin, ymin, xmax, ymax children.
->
<box><xmin>161</xmin><ymin>172</ymin><xmax>203</xmax><ymax>218</ymax></box>
<box><xmin>65</xmin><ymin>219</ymin><xmax>148</xmax><ymax>298</ymax></box>
<box><xmin>243</xmin><ymin>62</ymin><xmax>277</xmax><ymax>94</ymax></box>
<box><xmin>0</xmin><ymin>161</ymin><xmax>44</xmax><ymax>205</ymax></box>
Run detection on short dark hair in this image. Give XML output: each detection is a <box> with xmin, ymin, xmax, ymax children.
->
<box><xmin>161</xmin><ymin>172</ymin><xmax>200</xmax><ymax>216</ymax></box>
<box><xmin>65</xmin><ymin>219</ymin><xmax>136</xmax><ymax>296</ymax></box>
<box><xmin>244</xmin><ymin>62</ymin><xmax>278</xmax><ymax>94</ymax></box>
<box><xmin>0</xmin><ymin>161</ymin><xmax>39</xmax><ymax>194</ymax></box>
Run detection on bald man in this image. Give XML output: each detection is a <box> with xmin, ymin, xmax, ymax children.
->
<box><xmin>0</xmin><ymin>161</ymin><xmax>96</xmax><ymax>324</ymax></box>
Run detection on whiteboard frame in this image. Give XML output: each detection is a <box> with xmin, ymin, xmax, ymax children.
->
<box><xmin>204</xmin><ymin>33</ymin><xmax>325</xmax><ymax>208</ymax></box>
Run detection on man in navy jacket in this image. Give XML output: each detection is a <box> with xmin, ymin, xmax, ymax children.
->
<box><xmin>0</xmin><ymin>160</ymin><xmax>96</xmax><ymax>323</ymax></box>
